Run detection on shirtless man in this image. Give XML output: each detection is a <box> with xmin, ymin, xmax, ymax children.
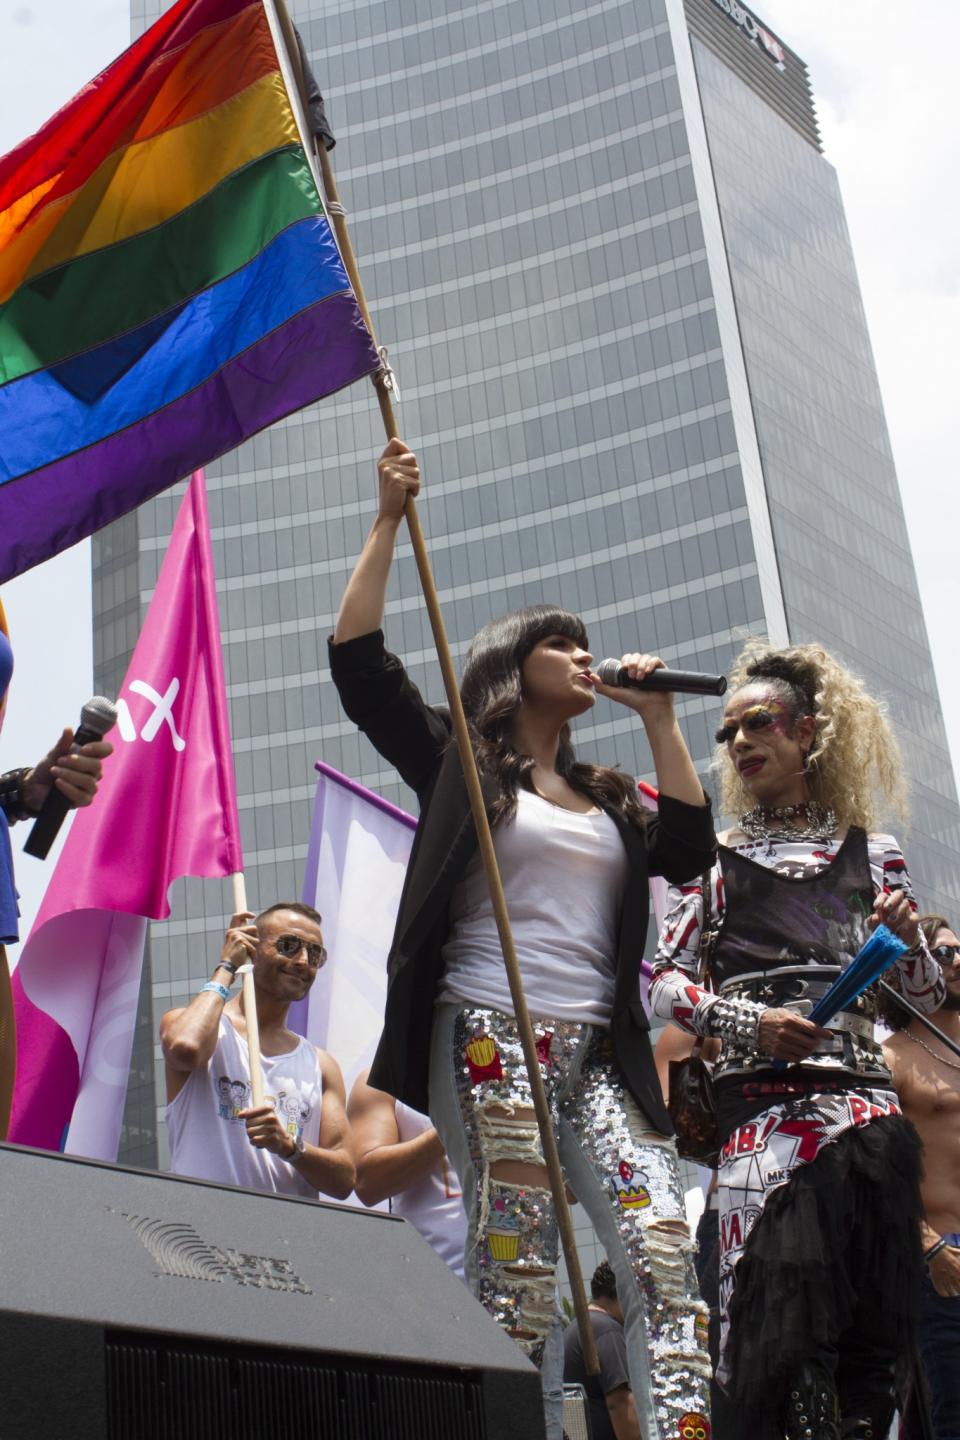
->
<box><xmin>883</xmin><ymin>914</ymin><xmax>960</xmax><ymax>1440</ymax></box>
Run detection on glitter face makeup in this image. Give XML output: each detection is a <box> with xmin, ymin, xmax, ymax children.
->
<box><xmin>714</xmin><ymin>693</ymin><xmax>791</xmax><ymax>747</ymax></box>
<box><xmin>716</xmin><ymin>684</ymin><xmax>814</xmax><ymax>810</ymax></box>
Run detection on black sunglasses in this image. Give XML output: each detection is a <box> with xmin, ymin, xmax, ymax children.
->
<box><xmin>273</xmin><ymin>933</ymin><xmax>327</xmax><ymax>966</ymax></box>
<box><xmin>931</xmin><ymin>942</ymin><xmax>960</xmax><ymax>966</ymax></box>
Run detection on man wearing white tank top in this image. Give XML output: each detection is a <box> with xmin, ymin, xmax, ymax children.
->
<box><xmin>349</xmin><ymin>1067</ymin><xmax>466</xmax><ymax>1278</ymax></box>
<box><xmin>162</xmin><ymin>902</ymin><xmax>355</xmax><ymax>1200</ymax></box>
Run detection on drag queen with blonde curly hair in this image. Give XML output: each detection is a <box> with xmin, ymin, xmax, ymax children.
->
<box><xmin>651</xmin><ymin>639</ymin><xmax>945</xmax><ymax>1440</ymax></box>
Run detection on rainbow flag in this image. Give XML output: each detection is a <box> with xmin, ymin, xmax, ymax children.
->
<box><xmin>0</xmin><ymin>0</ymin><xmax>379</xmax><ymax>583</ymax></box>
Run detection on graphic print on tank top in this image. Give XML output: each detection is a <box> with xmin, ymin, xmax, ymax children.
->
<box><xmin>167</xmin><ymin>1018</ymin><xmax>322</xmax><ymax>1196</ymax></box>
<box><xmin>214</xmin><ymin>1071</ymin><xmax>311</xmax><ymax>1142</ymax></box>
<box><xmin>214</xmin><ymin>1080</ymin><xmax>312</xmax><ymax>1144</ymax></box>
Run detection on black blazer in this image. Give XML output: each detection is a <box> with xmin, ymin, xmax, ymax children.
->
<box><xmin>329</xmin><ymin>630</ymin><xmax>716</xmax><ymax>1133</ymax></box>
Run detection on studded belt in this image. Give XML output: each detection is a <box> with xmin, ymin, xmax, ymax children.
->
<box><xmin>719</xmin><ymin>966</ymin><xmax>879</xmax><ymax>1048</ymax></box>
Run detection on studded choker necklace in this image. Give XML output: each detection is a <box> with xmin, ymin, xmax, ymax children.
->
<box><xmin>738</xmin><ymin>800</ymin><xmax>838</xmax><ymax>842</ymax></box>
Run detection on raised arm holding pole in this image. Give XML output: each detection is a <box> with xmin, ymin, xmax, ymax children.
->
<box><xmin>254</xmin><ymin>0</ymin><xmax>601</xmax><ymax>1376</ymax></box>
<box><xmin>259</xmin><ymin>0</ymin><xmax>600</xmax><ymax>1380</ymax></box>
<box><xmin>265</xmin><ymin>13</ymin><xmax>719</xmax><ymax>1434</ymax></box>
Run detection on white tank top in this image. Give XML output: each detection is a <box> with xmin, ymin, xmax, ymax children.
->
<box><xmin>390</xmin><ymin>1101</ymin><xmax>467</xmax><ymax>1279</ymax></box>
<box><xmin>438</xmin><ymin>788</ymin><xmax>628</xmax><ymax>1022</ymax></box>
<box><xmin>166</xmin><ymin>1017</ymin><xmax>323</xmax><ymax>1199</ymax></box>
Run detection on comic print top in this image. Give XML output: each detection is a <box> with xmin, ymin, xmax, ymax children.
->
<box><xmin>166</xmin><ymin>1016</ymin><xmax>323</xmax><ymax>1198</ymax></box>
<box><xmin>651</xmin><ymin>827</ymin><xmax>944</xmax><ymax>1088</ymax></box>
<box><xmin>648</xmin><ymin>827</ymin><xmax>944</xmax><ymax>1381</ymax></box>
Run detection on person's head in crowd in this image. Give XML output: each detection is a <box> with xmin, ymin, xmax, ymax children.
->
<box><xmin>248</xmin><ymin>901</ymin><xmax>327</xmax><ymax>1005</ymax></box>
<box><xmin>590</xmin><ymin>1260</ymin><xmax>624</xmax><ymax>1323</ymax></box>
<box><xmin>880</xmin><ymin>914</ymin><xmax>960</xmax><ymax>1028</ymax></box>
<box><xmin>714</xmin><ymin>639</ymin><xmax>907</xmax><ymax>829</ymax></box>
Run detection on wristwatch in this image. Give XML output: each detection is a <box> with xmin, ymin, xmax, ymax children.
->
<box><xmin>287</xmin><ymin>1134</ymin><xmax>306</xmax><ymax>1164</ymax></box>
<box><xmin>0</xmin><ymin>767</ymin><xmax>36</xmax><ymax>823</ymax></box>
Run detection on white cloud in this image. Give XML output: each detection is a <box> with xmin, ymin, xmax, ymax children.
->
<box><xmin>0</xmin><ymin>3</ymin><xmax>129</xmax><ymax>148</ymax></box>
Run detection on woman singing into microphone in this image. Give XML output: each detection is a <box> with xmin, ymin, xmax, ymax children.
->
<box><xmin>651</xmin><ymin>640</ymin><xmax>944</xmax><ymax>1440</ymax></box>
<box><xmin>330</xmin><ymin>440</ymin><xmax>714</xmax><ymax>1439</ymax></box>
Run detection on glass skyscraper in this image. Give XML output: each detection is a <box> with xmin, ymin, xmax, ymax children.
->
<box><xmin>113</xmin><ymin>0</ymin><xmax>960</xmax><ymax>1167</ymax></box>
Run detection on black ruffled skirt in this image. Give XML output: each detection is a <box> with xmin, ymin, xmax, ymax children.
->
<box><xmin>724</xmin><ymin>1114</ymin><xmax>924</xmax><ymax>1432</ymax></box>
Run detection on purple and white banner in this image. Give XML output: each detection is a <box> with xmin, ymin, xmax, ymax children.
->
<box><xmin>292</xmin><ymin>762</ymin><xmax>416</xmax><ymax>1096</ymax></box>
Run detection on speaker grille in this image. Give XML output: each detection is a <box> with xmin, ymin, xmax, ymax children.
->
<box><xmin>106</xmin><ymin>1332</ymin><xmax>486</xmax><ymax>1440</ymax></box>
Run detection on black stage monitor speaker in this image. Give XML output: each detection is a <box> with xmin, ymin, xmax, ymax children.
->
<box><xmin>0</xmin><ymin>1143</ymin><xmax>545</xmax><ymax>1440</ymax></box>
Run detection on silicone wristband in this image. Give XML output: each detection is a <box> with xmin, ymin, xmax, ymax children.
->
<box><xmin>202</xmin><ymin>981</ymin><xmax>230</xmax><ymax>1002</ymax></box>
<box><xmin>924</xmin><ymin>1237</ymin><xmax>948</xmax><ymax>1264</ymax></box>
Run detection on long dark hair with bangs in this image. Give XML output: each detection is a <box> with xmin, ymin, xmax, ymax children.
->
<box><xmin>459</xmin><ymin>603</ymin><xmax>648</xmax><ymax>829</ymax></box>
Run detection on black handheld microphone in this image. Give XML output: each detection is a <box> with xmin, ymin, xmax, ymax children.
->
<box><xmin>23</xmin><ymin>696</ymin><xmax>119</xmax><ymax>860</ymax></box>
<box><xmin>594</xmin><ymin>659</ymin><xmax>727</xmax><ymax>697</ymax></box>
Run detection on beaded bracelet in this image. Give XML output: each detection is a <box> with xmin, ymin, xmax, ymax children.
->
<box><xmin>202</xmin><ymin>981</ymin><xmax>230</xmax><ymax>1003</ymax></box>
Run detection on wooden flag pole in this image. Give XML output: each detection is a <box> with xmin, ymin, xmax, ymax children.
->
<box><xmin>268</xmin><ymin>0</ymin><xmax>600</xmax><ymax>1376</ymax></box>
<box><xmin>231</xmin><ymin>870</ymin><xmax>265</xmax><ymax>1109</ymax></box>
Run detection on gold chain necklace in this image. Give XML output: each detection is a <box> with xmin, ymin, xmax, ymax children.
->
<box><xmin>905</xmin><ymin>1028</ymin><xmax>960</xmax><ymax>1073</ymax></box>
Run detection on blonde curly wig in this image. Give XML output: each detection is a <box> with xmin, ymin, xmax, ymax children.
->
<box><xmin>716</xmin><ymin>638</ymin><xmax>908</xmax><ymax>832</ymax></box>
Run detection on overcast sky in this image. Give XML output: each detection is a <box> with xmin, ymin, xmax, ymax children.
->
<box><xmin>0</xmin><ymin>0</ymin><xmax>957</xmax><ymax>947</ymax></box>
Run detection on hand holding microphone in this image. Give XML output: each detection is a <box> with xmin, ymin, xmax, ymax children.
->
<box><xmin>592</xmin><ymin>655</ymin><xmax>727</xmax><ymax>700</ymax></box>
<box><xmin>22</xmin><ymin>697</ymin><xmax>118</xmax><ymax>860</ymax></box>
<box><xmin>590</xmin><ymin>653</ymin><xmax>716</xmax><ymax>810</ymax></box>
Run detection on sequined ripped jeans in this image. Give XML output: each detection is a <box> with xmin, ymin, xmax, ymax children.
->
<box><xmin>430</xmin><ymin>1004</ymin><xmax>712</xmax><ymax>1440</ymax></box>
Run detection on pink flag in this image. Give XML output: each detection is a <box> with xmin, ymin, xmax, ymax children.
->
<box><xmin>9</xmin><ymin>472</ymin><xmax>242</xmax><ymax>1158</ymax></box>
